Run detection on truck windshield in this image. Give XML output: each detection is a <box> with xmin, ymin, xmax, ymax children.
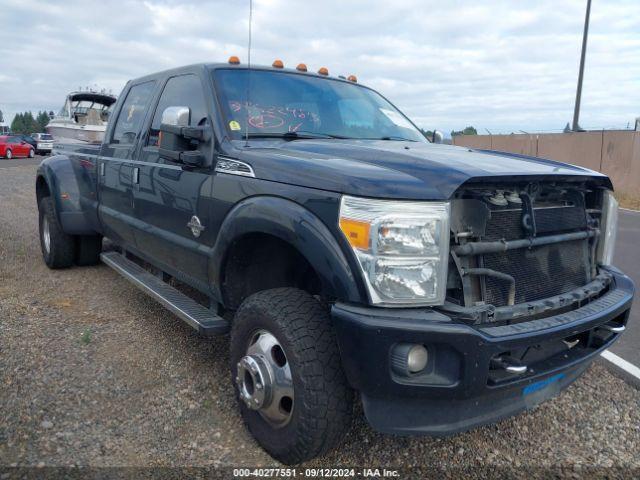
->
<box><xmin>213</xmin><ymin>69</ymin><xmax>427</xmax><ymax>142</ymax></box>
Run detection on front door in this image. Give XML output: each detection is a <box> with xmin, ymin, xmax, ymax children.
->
<box><xmin>98</xmin><ymin>80</ymin><xmax>156</xmax><ymax>248</ymax></box>
<box><xmin>132</xmin><ymin>73</ymin><xmax>215</xmax><ymax>290</ymax></box>
<box><xmin>9</xmin><ymin>136</ymin><xmax>27</xmax><ymax>156</ymax></box>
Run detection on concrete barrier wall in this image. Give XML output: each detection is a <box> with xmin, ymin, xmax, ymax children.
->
<box><xmin>537</xmin><ymin>132</ymin><xmax>603</xmax><ymax>172</ymax></box>
<box><xmin>452</xmin><ymin>131</ymin><xmax>640</xmax><ymax>196</ymax></box>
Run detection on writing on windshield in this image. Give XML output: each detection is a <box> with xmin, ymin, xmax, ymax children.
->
<box><xmin>213</xmin><ymin>69</ymin><xmax>426</xmax><ymax>142</ymax></box>
<box><xmin>229</xmin><ymin>101</ymin><xmax>320</xmax><ymax>133</ymax></box>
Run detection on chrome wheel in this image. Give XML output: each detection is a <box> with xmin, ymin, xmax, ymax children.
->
<box><xmin>236</xmin><ymin>329</ymin><xmax>294</xmax><ymax>428</ymax></box>
<box><xmin>42</xmin><ymin>216</ymin><xmax>51</xmax><ymax>254</ymax></box>
<box><xmin>6</xmin><ymin>149</ymin><xmax>11</xmax><ymax>159</ymax></box>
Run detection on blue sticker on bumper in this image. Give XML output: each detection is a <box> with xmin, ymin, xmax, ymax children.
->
<box><xmin>523</xmin><ymin>373</ymin><xmax>565</xmax><ymax>396</ymax></box>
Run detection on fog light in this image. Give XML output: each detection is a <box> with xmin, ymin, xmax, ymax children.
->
<box><xmin>391</xmin><ymin>343</ymin><xmax>429</xmax><ymax>376</ymax></box>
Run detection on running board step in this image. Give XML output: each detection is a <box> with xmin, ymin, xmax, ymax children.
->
<box><xmin>100</xmin><ymin>251</ymin><xmax>229</xmax><ymax>336</ymax></box>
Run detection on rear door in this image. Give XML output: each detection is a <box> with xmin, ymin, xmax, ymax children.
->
<box><xmin>132</xmin><ymin>73</ymin><xmax>215</xmax><ymax>289</ymax></box>
<box><xmin>97</xmin><ymin>80</ymin><xmax>156</xmax><ymax>247</ymax></box>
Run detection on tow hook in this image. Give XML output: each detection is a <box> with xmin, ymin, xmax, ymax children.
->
<box><xmin>562</xmin><ymin>338</ymin><xmax>580</xmax><ymax>349</ymax></box>
<box><xmin>598</xmin><ymin>323</ymin><xmax>625</xmax><ymax>333</ymax></box>
<box><xmin>490</xmin><ymin>355</ymin><xmax>528</xmax><ymax>374</ymax></box>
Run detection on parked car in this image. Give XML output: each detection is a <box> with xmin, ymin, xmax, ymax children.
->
<box><xmin>35</xmin><ymin>59</ymin><xmax>634</xmax><ymax>464</ymax></box>
<box><xmin>30</xmin><ymin>133</ymin><xmax>55</xmax><ymax>155</ymax></box>
<box><xmin>11</xmin><ymin>134</ymin><xmax>38</xmax><ymax>150</ymax></box>
<box><xmin>0</xmin><ymin>135</ymin><xmax>35</xmax><ymax>159</ymax></box>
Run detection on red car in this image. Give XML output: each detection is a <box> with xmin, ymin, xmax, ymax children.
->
<box><xmin>0</xmin><ymin>135</ymin><xmax>36</xmax><ymax>159</ymax></box>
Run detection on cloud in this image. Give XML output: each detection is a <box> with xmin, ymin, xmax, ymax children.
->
<box><xmin>0</xmin><ymin>0</ymin><xmax>638</xmax><ymax>133</ymax></box>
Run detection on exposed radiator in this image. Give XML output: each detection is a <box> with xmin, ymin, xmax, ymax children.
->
<box><xmin>481</xmin><ymin>205</ymin><xmax>590</xmax><ymax>307</ymax></box>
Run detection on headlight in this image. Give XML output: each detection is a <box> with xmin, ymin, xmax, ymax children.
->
<box><xmin>339</xmin><ymin>195</ymin><xmax>450</xmax><ymax>306</ymax></box>
<box><xmin>597</xmin><ymin>190</ymin><xmax>618</xmax><ymax>265</ymax></box>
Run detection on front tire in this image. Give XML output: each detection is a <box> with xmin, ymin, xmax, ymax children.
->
<box><xmin>5</xmin><ymin>149</ymin><xmax>12</xmax><ymax>159</ymax></box>
<box><xmin>28</xmin><ymin>148</ymin><xmax>35</xmax><ymax>158</ymax></box>
<box><xmin>39</xmin><ymin>197</ymin><xmax>75</xmax><ymax>268</ymax></box>
<box><xmin>230</xmin><ymin>288</ymin><xmax>353</xmax><ymax>465</ymax></box>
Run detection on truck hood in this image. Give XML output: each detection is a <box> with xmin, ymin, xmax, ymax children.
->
<box><xmin>233</xmin><ymin>139</ymin><xmax>611</xmax><ymax>200</ymax></box>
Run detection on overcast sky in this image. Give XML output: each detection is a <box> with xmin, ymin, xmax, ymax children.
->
<box><xmin>0</xmin><ymin>0</ymin><xmax>638</xmax><ymax>134</ymax></box>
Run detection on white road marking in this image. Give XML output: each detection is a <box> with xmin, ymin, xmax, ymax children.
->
<box><xmin>601</xmin><ymin>350</ymin><xmax>640</xmax><ymax>381</ymax></box>
<box><xmin>620</xmin><ymin>207</ymin><xmax>640</xmax><ymax>214</ymax></box>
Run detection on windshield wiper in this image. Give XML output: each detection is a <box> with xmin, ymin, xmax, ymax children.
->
<box><xmin>368</xmin><ymin>136</ymin><xmax>418</xmax><ymax>142</ymax></box>
<box><xmin>246</xmin><ymin>131</ymin><xmax>348</xmax><ymax>140</ymax></box>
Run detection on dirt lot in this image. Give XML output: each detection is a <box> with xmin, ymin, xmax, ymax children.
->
<box><xmin>1</xmin><ymin>163</ymin><xmax>640</xmax><ymax>473</ymax></box>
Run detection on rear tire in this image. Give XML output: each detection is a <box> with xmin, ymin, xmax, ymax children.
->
<box><xmin>39</xmin><ymin>197</ymin><xmax>75</xmax><ymax>269</ymax></box>
<box><xmin>75</xmin><ymin>235</ymin><xmax>102</xmax><ymax>266</ymax></box>
<box><xmin>230</xmin><ymin>288</ymin><xmax>353</xmax><ymax>465</ymax></box>
<box><xmin>5</xmin><ymin>149</ymin><xmax>12</xmax><ymax>159</ymax></box>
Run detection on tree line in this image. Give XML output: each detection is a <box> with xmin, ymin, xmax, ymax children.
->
<box><xmin>420</xmin><ymin>126</ymin><xmax>478</xmax><ymax>139</ymax></box>
<box><xmin>10</xmin><ymin>111</ymin><xmax>51</xmax><ymax>135</ymax></box>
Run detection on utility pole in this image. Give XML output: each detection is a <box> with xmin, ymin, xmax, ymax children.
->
<box><xmin>572</xmin><ymin>0</ymin><xmax>592</xmax><ymax>132</ymax></box>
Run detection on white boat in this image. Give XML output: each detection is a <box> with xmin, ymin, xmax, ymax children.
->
<box><xmin>46</xmin><ymin>90</ymin><xmax>117</xmax><ymax>143</ymax></box>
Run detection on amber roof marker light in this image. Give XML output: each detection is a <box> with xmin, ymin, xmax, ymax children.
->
<box><xmin>347</xmin><ymin>74</ymin><xmax>357</xmax><ymax>83</ymax></box>
<box><xmin>318</xmin><ymin>67</ymin><xmax>329</xmax><ymax>76</ymax></box>
<box><xmin>296</xmin><ymin>63</ymin><xmax>308</xmax><ymax>72</ymax></box>
<box><xmin>228</xmin><ymin>56</ymin><xmax>240</xmax><ymax>65</ymax></box>
<box><xmin>272</xmin><ymin>59</ymin><xmax>284</xmax><ymax>68</ymax></box>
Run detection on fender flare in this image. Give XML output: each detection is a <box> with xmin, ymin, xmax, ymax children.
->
<box><xmin>36</xmin><ymin>155</ymin><xmax>99</xmax><ymax>235</ymax></box>
<box><xmin>209</xmin><ymin>196</ymin><xmax>364</xmax><ymax>306</ymax></box>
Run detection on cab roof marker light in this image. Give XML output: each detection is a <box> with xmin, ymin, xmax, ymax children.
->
<box><xmin>228</xmin><ymin>56</ymin><xmax>240</xmax><ymax>65</ymax></box>
<box><xmin>318</xmin><ymin>67</ymin><xmax>329</xmax><ymax>76</ymax></box>
<box><xmin>347</xmin><ymin>75</ymin><xmax>358</xmax><ymax>83</ymax></box>
<box><xmin>272</xmin><ymin>59</ymin><xmax>284</xmax><ymax>68</ymax></box>
<box><xmin>296</xmin><ymin>63</ymin><xmax>308</xmax><ymax>72</ymax></box>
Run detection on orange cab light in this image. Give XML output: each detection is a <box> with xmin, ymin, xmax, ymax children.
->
<box><xmin>228</xmin><ymin>56</ymin><xmax>240</xmax><ymax>65</ymax></box>
<box><xmin>296</xmin><ymin>63</ymin><xmax>308</xmax><ymax>72</ymax></box>
<box><xmin>272</xmin><ymin>59</ymin><xmax>284</xmax><ymax>68</ymax></box>
<box><xmin>347</xmin><ymin>74</ymin><xmax>357</xmax><ymax>83</ymax></box>
<box><xmin>318</xmin><ymin>67</ymin><xmax>329</xmax><ymax>76</ymax></box>
<box><xmin>339</xmin><ymin>218</ymin><xmax>370</xmax><ymax>250</ymax></box>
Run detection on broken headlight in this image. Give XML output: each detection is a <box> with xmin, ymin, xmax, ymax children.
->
<box><xmin>339</xmin><ymin>195</ymin><xmax>450</xmax><ymax>306</ymax></box>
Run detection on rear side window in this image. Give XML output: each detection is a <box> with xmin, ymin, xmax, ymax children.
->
<box><xmin>147</xmin><ymin>74</ymin><xmax>207</xmax><ymax>147</ymax></box>
<box><xmin>111</xmin><ymin>81</ymin><xmax>155</xmax><ymax>144</ymax></box>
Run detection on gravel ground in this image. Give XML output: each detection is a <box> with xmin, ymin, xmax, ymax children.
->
<box><xmin>1</xmin><ymin>163</ymin><xmax>639</xmax><ymax>474</ymax></box>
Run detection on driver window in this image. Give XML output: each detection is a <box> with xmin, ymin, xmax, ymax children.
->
<box><xmin>145</xmin><ymin>74</ymin><xmax>208</xmax><ymax>161</ymax></box>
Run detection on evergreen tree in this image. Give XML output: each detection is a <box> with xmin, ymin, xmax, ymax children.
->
<box><xmin>36</xmin><ymin>111</ymin><xmax>50</xmax><ymax>132</ymax></box>
<box><xmin>9</xmin><ymin>110</ymin><xmax>55</xmax><ymax>134</ymax></box>
<box><xmin>11</xmin><ymin>113</ymin><xmax>24</xmax><ymax>133</ymax></box>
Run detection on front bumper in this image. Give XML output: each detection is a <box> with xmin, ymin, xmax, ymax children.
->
<box><xmin>331</xmin><ymin>267</ymin><xmax>634</xmax><ymax>436</ymax></box>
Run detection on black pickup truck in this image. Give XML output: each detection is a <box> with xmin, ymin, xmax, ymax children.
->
<box><xmin>36</xmin><ymin>59</ymin><xmax>634</xmax><ymax>464</ymax></box>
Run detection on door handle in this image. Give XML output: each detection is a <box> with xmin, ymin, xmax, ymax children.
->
<box><xmin>133</xmin><ymin>167</ymin><xmax>140</xmax><ymax>185</ymax></box>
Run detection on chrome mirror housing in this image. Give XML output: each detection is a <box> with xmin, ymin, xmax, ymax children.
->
<box><xmin>161</xmin><ymin>106</ymin><xmax>190</xmax><ymax>127</ymax></box>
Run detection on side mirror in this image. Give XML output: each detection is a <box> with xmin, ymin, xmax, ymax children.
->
<box><xmin>158</xmin><ymin>106</ymin><xmax>209</xmax><ymax>167</ymax></box>
<box><xmin>431</xmin><ymin>130</ymin><xmax>444</xmax><ymax>144</ymax></box>
<box><xmin>161</xmin><ymin>106</ymin><xmax>190</xmax><ymax>127</ymax></box>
